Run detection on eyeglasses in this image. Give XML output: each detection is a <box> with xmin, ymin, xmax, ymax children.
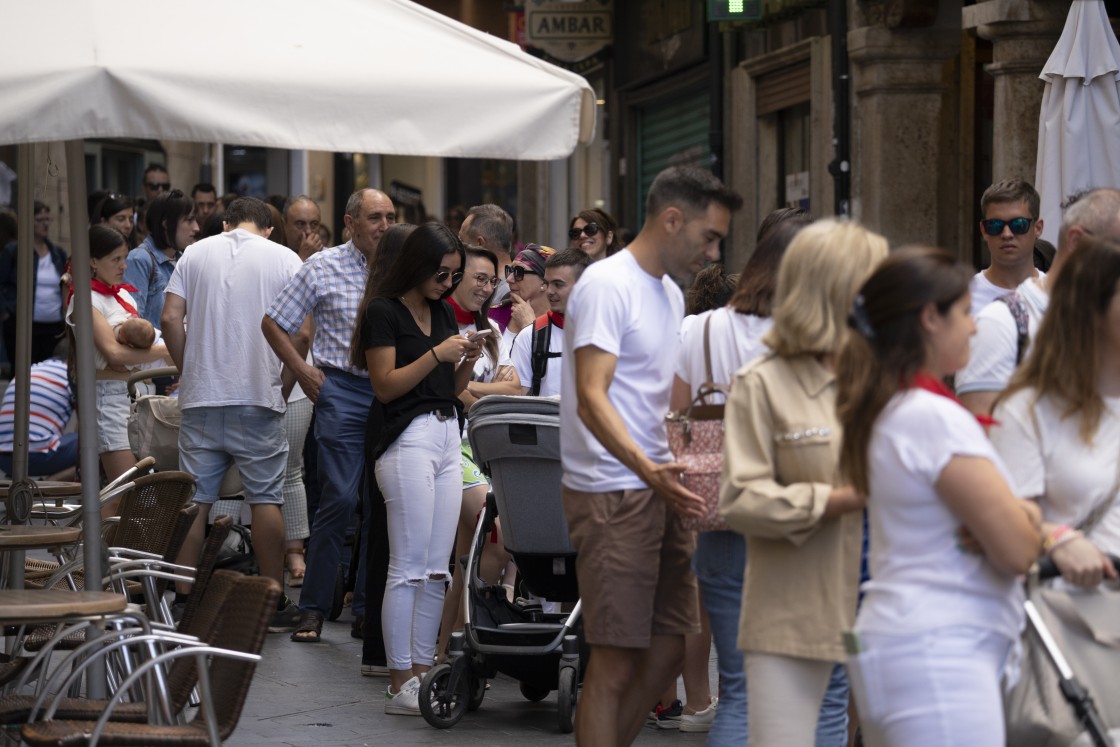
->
<box><xmin>981</xmin><ymin>217</ymin><xmax>1033</xmax><ymax>236</ymax></box>
<box><xmin>504</xmin><ymin>265</ymin><xmax>540</xmax><ymax>282</ymax></box>
<box><xmin>434</xmin><ymin>270</ymin><xmax>464</xmax><ymax>284</ymax></box>
<box><xmin>145</xmin><ymin>181</ymin><xmax>171</xmax><ymax>192</ymax></box>
<box><xmin>568</xmin><ymin>222</ymin><xmax>601</xmax><ymax>241</ymax></box>
<box><xmin>472</xmin><ymin>273</ymin><xmax>499</xmax><ymax>288</ymax></box>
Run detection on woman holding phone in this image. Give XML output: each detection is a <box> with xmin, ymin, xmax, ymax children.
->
<box><xmin>358</xmin><ymin>222</ymin><xmax>481</xmax><ymax>715</ymax></box>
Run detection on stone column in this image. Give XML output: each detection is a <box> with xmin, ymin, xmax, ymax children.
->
<box><xmin>847</xmin><ymin>20</ymin><xmax>961</xmax><ymax>247</ymax></box>
<box><xmin>963</xmin><ymin>0</ymin><xmax>1067</xmax><ymax>184</ymax></box>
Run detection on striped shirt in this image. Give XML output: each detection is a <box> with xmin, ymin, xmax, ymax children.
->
<box><xmin>266</xmin><ymin>242</ymin><xmax>368</xmax><ymax>376</ymax></box>
<box><xmin>0</xmin><ymin>358</ymin><xmax>72</xmax><ymax>453</ymax></box>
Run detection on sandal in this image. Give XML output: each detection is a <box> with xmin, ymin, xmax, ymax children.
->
<box><xmin>285</xmin><ymin>547</ymin><xmax>306</xmax><ymax>588</ymax></box>
<box><xmin>290</xmin><ymin>609</ymin><xmax>324</xmax><ymax>643</ymax></box>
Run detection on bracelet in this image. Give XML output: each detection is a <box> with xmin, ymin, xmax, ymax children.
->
<box><xmin>1043</xmin><ymin>525</ymin><xmax>1082</xmax><ymax>554</ymax></box>
<box><xmin>430</xmin><ymin>347</ymin><xmax>440</xmax><ymax>364</ymax></box>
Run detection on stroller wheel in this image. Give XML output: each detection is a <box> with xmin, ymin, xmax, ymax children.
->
<box><xmin>557</xmin><ymin>666</ymin><xmax>578</xmax><ymax>734</ymax></box>
<box><xmin>467</xmin><ymin>672</ymin><xmax>486</xmax><ymax>712</ymax></box>
<box><xmin>419</xmin><ymin>663</ymin><xmax>469</xmax><ymax>728</ymax></box>
<box><xmin>519</xmin><ymin>683</ymin><xmax>550</xmax><ymax>702</ymax></box>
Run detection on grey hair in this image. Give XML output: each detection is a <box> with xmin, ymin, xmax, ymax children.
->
<box><xmin>1060</xmin><ymin>188</ymin><xmax>1120</xmax><ymax>251</ymax></box>
<box><xmin>465</xmin><ymin>204</ymin><xmax>513</xmax><ymax>255</ymax></box>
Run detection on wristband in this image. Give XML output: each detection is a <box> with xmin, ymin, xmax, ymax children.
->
<box><xmin>1043</xmin><ymin>525</ymin><xmax>1081</xmax><ymax>554</ymax></box>
<box><xmin>430</xmin><ymin>347</ymin><xmax>440</xmax><ymax>364</ymax></box>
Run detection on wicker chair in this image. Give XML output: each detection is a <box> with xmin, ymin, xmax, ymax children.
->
<box><xmin>21</xmin><ymin>574</ymin><xmax>280</xmax><ymax>746</ymax></box>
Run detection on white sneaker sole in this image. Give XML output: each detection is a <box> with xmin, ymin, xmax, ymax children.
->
<box><xmin>384</xmin><ymin>702</ymin><xmax>421</xmax><ymax>716</ymax></box>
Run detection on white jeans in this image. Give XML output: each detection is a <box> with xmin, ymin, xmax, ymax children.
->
<box><xmin>375</xmin><ymin>413</ymin><xmax>460</xmax><ymax>671</ymax></box>
<box><xmin>744</xmin><ymin>651</ymin><xmax>838</xmax><ymax>746</ymax></box>
<box><xmin>846</xmin><ymin>626</ymin><xmax>1013</xmax><ymax>747</ymax></box>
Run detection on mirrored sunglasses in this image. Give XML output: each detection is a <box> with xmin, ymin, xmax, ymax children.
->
<box><xmin>981</xmin><ymin>217</ymin><xmax>1033</xmax><ymax>236</ymax></box>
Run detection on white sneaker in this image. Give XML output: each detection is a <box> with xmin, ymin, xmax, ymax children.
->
<box><xmin>679</xmin><ymin>697</ymin><xmax>718</xmax><ymax>733</ymax></box>
<box><xmin>385</xmin><ymin>676</ymin><xmax>422</xmax><ymax>716</ymax></box>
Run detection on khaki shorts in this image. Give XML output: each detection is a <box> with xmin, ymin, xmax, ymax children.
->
<box><xmin>563</xmin><ymin>486</ymin><xmax>699</xmax><ymax>648</ymax></box>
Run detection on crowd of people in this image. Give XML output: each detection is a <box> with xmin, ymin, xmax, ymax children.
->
<box><xmin>2</xmin><ymin>162</ymin><xmax>1119</xmax><ymax>745</ymax></box>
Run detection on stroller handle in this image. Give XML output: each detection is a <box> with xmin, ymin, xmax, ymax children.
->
<box><xmin>1037</xmin><ymin>553</ymin><xmax>1120</xmax><ymax>581</ymax></box>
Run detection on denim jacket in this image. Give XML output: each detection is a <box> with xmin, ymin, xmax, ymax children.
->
<box><xmin>124</xmin><ymin>237</ymin><xmax>180</xmax><ymax>329</ymax></box>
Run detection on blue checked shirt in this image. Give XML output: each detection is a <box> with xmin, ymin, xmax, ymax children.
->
<box><xmin>266</xmin><ymin>241</ymin><xmax>368</xmax><ymax>375</ymax></box>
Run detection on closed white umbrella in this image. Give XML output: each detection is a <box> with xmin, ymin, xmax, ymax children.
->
<box><xmin>1035</xmin><ymin>0</ymin><xmax>1120</xmax><ymax>245</ymax></box>
<box><xmin>0</xmin><ymin>0</ymin><xmax>594</xmax><ymax>606</ymax></box>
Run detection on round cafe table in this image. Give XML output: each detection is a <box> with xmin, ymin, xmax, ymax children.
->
<box><xmin>0</xmin><ymin>481</ymin><xmax>82</xmax><ymax>499</ymax></box>
<box><xmin>0</xmin><ymin>589</ymin><xmax>126</xmax><ymax>622</ymax></box>
<box><xmin>0</xmin><ymin>525</ymin><xmax>83</xmax><ymax>591</ymax></box>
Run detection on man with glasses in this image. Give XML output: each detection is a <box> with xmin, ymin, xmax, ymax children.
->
<box><xmin>141</xmin><ymin>164</ymin><xmax>172</xmax><ymax>203</ymax></box>
<box><xmin>263</xmin><ymin>187</ymin><xmax>396</xmax><ymax>645</ymax></box>
<box><xmin>958</xmin><ymin>188</ymin><xmax>1120</xmax><ymax>416</ymax></box>
<box><xmin>969</xmin><ymin>179</ymin><xmax>1045</xmax><ymax>313</ymax></box>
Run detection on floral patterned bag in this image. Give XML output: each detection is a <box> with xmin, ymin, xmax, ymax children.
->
<box><xmin>666</xmin><ymin>315</ymin><xmax>731</xmax><ymax>532</ymax></box>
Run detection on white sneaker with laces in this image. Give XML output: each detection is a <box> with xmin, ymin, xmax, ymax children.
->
<box><xmin>679</xmin><ymin>697</ymin><xmax>718</xmax><ymax>733</ymax></box>
<box><xmin>385</xmin><ymin>675</ymin><xmax>422</xmax><ymax>716</ymax></box>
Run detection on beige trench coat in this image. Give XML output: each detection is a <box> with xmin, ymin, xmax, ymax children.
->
<box><xmin>719</xmin><ymin>352</ymin><xmax>862</xmax><ymax>662</ymax></box>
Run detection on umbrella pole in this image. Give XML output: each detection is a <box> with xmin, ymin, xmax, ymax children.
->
<box><xmin>3</xmin><ymin>146</ymin><xmax>34</xmax><ymax>590</ymax></box>
<box><xmin>64</xmin><ymin>140</ymin><xmax>107</xmax><ymax>698</ymax></box>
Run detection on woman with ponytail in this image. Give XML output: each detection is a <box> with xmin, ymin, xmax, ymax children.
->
<box><xmin>68</xmin><ymin>225</ymin><xmax>170</xmax><ymax>488</ymax></box>
<box><xmin>836</xmin><ymin>246</ymin><xmax>1041</xmax><ymax>746</ymax></box>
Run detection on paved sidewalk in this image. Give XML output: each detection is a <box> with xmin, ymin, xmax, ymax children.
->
<box><xmin>228</xmin><ymin>602</ymin><xmax>713</xmax><ymax>746</ymax></box>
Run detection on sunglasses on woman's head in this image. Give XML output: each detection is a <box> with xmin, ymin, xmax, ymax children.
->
<box><xmin>981</xmin><ymin>217</ymin><xmax>1033</xmax><ymax>236</ymax></box>
<box><xmin>568</xmin><ymin>222</ymin><xmax>601</xmax><ymax>241</ymax></box>
<box><xmin>434</xmin><ymin>270</ymin><xmax>464</xmax><ymax>284</ymax></box>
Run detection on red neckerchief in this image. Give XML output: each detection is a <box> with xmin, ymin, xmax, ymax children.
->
<box><xmin>911</xmin><ymin>371</ymin><xmax>997</xmax><ymax>428</ymax></box>
<box><xmin>447</xmin><ymin>297</ymin><xmax>475</xmax><ymax>326</ymax></box>
<box><xmin>548</xmin><ymin>311</ymin><xmax>565</xmax><ymax>329</ymax></box>
<box><xmin>67</xmin><ymin>278</ymin><xmax>140</xmax><ymax>316</ymax></box>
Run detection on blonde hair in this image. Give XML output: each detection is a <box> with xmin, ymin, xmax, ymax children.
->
<box><xmin>765</xmin><ymin>219</ymin><xmax>888</xmax><ymax>357</ymax></box>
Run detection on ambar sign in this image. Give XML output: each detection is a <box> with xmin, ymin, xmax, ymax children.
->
<box><xmin>525</xmin><ymin>0</ymin><xmax>613</xmax><ymax>65</ymax></box>
<box><xmin>531</xmin><ymin>12</ymin><xmax>611</xmax><ymax>39</ymax></box>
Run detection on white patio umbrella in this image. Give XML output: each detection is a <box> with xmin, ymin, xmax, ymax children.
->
<box><xmin>1035</xmin><ymin>0</ymin><xmax>1120</xmax><ymax>245</ymax></box>
<box><xmin>0</xmin><ymin>0</ymin><xmax>594</xmax><ymax>606</ymax></box>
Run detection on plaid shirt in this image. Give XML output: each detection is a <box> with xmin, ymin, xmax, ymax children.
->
<box><xmin>266</xmin><ymin>241</ymin><xmax>368</xmax><ymax>375</ymax></box>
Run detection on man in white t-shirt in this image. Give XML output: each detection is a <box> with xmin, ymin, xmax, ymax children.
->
<box><xmin>958</xmin><ymin>187</ymin><xmax>1120</xmax><ymax>416</ymax></box>
<box><xmin>561</xmin><ymin>166</ymin><xmax>742</xmax><ymax>746</ymax></box>
<box><xmin>162</xmin><ymin>197</ymin><xmax>304</xmax><ymax>631</ymax></box>
<box><xmin>505</xmin><ymin>248</ymin><xmax>591</xmax><ymax>397</ymax></box>
<box><xmin>969</xmin><ymin>179</ymin><xmax>1044</xmax><ymax>314</ymax></box>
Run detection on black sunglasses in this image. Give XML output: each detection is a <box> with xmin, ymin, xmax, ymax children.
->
<box><xmin>981</xmin><ymin>217</ymin><xmax>1033</xmax><ymax>236</ymax></box>
<box><xmin>145</xmin><ymin>181</ymin><xmax>171</xmax><ymax>192</ymax></box>
<box><xmin>434</xmin><ymin>270</ymin><xmax>464</xmax><ymax>284</ymax></box>
<box><xmin>568</xmin><ymin>222</ymin><xmax>601</xmax><ymax>241</ymax></box>
<box><xmin>504</xmin><ymin>265</ymin><xmax>541</xmax><ymax>282</ymax></box>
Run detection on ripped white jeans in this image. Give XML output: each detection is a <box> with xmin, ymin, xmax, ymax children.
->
<box><xmin>376</xmin><ymin>412</ymin><xmax>461</xmax><ymax>671</ymax></box>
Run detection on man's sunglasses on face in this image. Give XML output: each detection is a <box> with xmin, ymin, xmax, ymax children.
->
<box><xmin>145</xmin><ymin>181</ymin><xmax>171</xmax><ymax>192</ymax></box>
<box><xmin>981</xmin><ymin>217</ymin><xmax>1033</xmax><ymax>236</ymax></box>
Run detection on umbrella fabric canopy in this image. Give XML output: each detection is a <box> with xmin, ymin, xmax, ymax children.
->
<box><xmin>0</xmin><ymin>0</ymin><xmax>594</xmax><ymax>599</ymax></box>
<box><xmin>0</xmin><ymin>0</ymin><xmax>595</xmax><ymax>158</ymax></box>
<box><xmin>1035</xmin><ymin>0</ymin><xmax>1120</xmax><ymax>245</ymax></box>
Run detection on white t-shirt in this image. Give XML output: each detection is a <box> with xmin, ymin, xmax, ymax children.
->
<box><xmin>968</xmin><ymin>269</ymin><xmax>1043</xmax><ymax>315</ymax></box>
<box><xmin>166</xmin><ymin>228</ymin><xmax>303</xmax><ymax>412</ymax></box>
<box><xmin>560</xmin><ymin>249</ymin><xmax>683</xmax><ymax>492</ymax></box>
<box><xmin>855</xmin><ymin>389</ymin><xmax>1025</xmax><ymax>640</ymax></box>
<box><xmin>675</xmin><ymin>307</ymin><xmax>772</xmax><ymax>402</ymax></box>
<box><xmin>505</xmin><ymin>318</ymin><xmax>564</xmax><ymax>398</ymax></box>
<box><xmin>992</xmin><ymin>388</ymin><xmax>1120</xmax><ymax>556</ymax></box>
<box><xmin>956</xmin><ymin>276</ymin><xmax>1048</xmax><ymax>395</ymax></box>
<box><xmin>66</xmin><ymin>288</ymin><xmax>139</xmax><ymax>371</ymax></box>
<box><xmin>33</xmin><ymin>254</ymin><xmax>62</xmax><ymax>322</ymax></box>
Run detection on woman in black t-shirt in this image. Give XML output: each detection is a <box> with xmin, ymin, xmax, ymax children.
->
<box><xmin>353</xmin><ymin>222</ymin><xmax>481</xmax><ymax>715</ymax></box>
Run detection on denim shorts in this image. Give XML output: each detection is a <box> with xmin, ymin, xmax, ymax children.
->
<box><xmin>94</xmin><ymin>380</ymin><xmax>132</xmax><ymax>453</ymax></box>
<box><xmin>178</xmin><ymin>405</ymin><xmax>287</xmax><ymax>504</ymax></box>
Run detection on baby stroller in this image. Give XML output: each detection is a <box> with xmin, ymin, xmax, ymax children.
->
<box><xmin>419</xmin><ymin>395</ymin><xmax>585</xmax><ymax>733</ymax></box>
<box><xmin>1010</xmin><ymin>556</ymin><xmax>1120</xmax><ymax>747</ymax></box>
